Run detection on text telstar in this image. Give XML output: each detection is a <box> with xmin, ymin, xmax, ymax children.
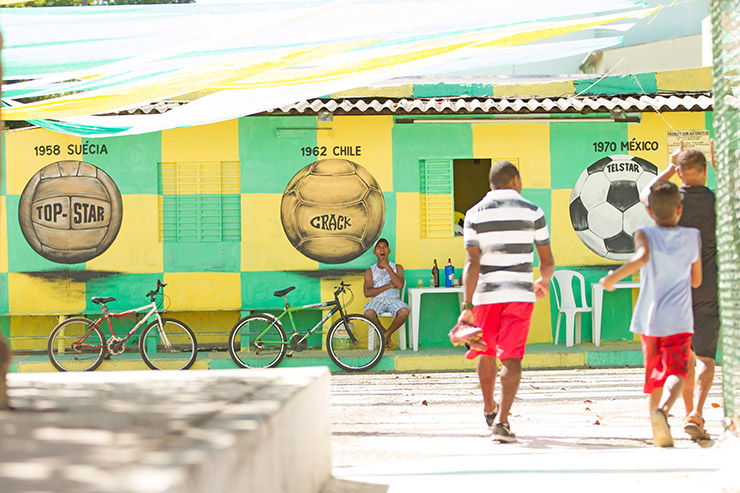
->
<box><xmin>607</xmin><ymin>162</ymin><xmax>641</xmax><ymax>173</ymax></box>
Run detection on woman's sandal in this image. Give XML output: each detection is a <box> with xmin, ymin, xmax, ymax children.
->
<box><xmin>683</xmin><ymin>414</ymin><xmax>710</xmax><ymax>441</ymax></box>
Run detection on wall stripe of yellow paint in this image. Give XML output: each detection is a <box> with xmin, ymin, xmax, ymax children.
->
<box><xmin>9</xmin><ymin>273</ymin><xmax>85</xmax><ymax>315</ymax></box>
<box><xmin>655</xmin><ymin>67</ymin><xmax>711</xmax><ymax>92</ymax></box>
<box><xmin>167</xmin><ymin>310</ymin><xmax>240</xmax><ymax>343</ymax></box>
<box><xmin>162</xmin><ymin>120</ymin><xmax>239</xmax><ymax>162</ymax></box>
<box><xmin>627</xmin><ymin>112</ymin><xmax>707</xmax><ymax>174</ymax></box>
<box><xmin>86</xmin><ymin>195</ymin><xmax>163</xmax><ymax>273</ymax></box>
<box><xmin>316</xmin><ymin>115</ymin><xmax>394</xmax><ymax>192</ymax></box>
<box><xmin>527</xmin><ymin>267</ymin><xmax>552</xmax><ymax>344</ymax></box>
<box><xmin>493</xmin><ymin>80</ymin><xmax>575</xmax><ymax>98</ymax></box>
<box><xmin>0</xmin><ymin>196</ymin><xmax>7</xmax><ymax>273</ymax></box>
<box><xmin>10</xmin><ymin>315</ymin><xmax>57</xmax><ymax>351</ymax></box>
<box><xmin>396</xmin><ymin>192</ymin><xmax>465</xmax><ymax>270</ymax></box>
<box><xmin>472</xmin><ymin>123</ymin><xmax>551</xmax><ymax>189</ymax></box>
<box><xmin>319</xmin><ymin>274</ymin><xmax>367</xmax><ymax>349</ymax></box>
<box><xmin>5</xmin><ymin>128</ymin><xmax>81</xmax><ymax>195</ymax></box>
<box><xmin>241</xmin><ymin>194</ymin><xmax>318</xmax><ymax>271</ymax></box>
<box><xmin>163</xmin><ymin>272</ymin><xmax>241</xmax><ymax>311</ymax></box>
<box><xmin>550</xmin><ymin>189</ymin><xmax>620</xmax><ymax>266</ymax></box>
<box><xmin>330</xmin><ymin>84</ymin><xmax>413</xmax><ymax>99</ymax></box>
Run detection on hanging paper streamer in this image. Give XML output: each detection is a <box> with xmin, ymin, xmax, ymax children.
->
<box><xmin>0</xmin><ymin>0</ymin><xmax>656</xmax><ymax>136</ymax></box>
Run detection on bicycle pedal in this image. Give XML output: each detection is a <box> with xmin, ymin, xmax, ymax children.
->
<box><xmin>286</xmin><ymin>352</ymin><xmax>293</xmax><ymax>358</ymax></box>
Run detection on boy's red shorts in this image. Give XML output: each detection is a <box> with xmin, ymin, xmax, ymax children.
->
<box><xmin>640</xmin><ymin>332</ymin><xmax>692</xmax><ymax>394</ymax></box>
<box><xmin>469</xmin><ymin>302</ymin><xmax>534</xmax><ymax>360</ymax></box>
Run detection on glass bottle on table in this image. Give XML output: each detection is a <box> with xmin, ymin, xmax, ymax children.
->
<box><xmin>445</xmin><ymin>258</ymin><xmax>454</xmax><ymax>287</ymax></box>
<box><xmin>432</xmin><ymin>259</ymin><xmax>440</xmax><ymax>288</ymax></box>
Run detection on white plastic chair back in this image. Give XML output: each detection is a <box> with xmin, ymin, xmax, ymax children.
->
<box><xmin>552</xmin><ymin>270</ymin><xmax>589</xmax><ymax>311</ymax></box>
<box><xmin>551</xmin><ymin>270</ymin><xmax>593</xmax><ymax>346</ymax></box>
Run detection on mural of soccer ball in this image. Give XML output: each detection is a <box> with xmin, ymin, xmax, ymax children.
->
<box><xmin>281</xmin><ymin>159</ymin><xmax>385</xmax><ymax>264</ymax></box>
<box><xmin>569</xmin><ymin>155</ymin><xmax>658</xmax><ymax>260</ymax></box>
<box><xmin>18</xmin><ymin>160</ymin><xmax>123</xmax><ymax>264</ymax></box>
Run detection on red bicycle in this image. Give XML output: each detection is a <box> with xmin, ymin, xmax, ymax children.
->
<box><xmin>47</xmin><ymin>280</ymin><xmax>197</xmax><ymax>371</ymax></box>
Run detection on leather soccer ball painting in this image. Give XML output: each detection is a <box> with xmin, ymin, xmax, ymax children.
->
<box><xmin>280</xmin><ymin>159</ymin><xmax>385</xmax><ymax>264</ymax></box>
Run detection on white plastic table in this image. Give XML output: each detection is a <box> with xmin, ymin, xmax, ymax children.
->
<box><xmin>407</xmin><ymin>286</ymin><xmax>464</xmax><ymax>351</ymax></box>
<box><xmin>591</xmin><ymin>281</ymin><xmax>640</xmax><ymax>346</ymax></box>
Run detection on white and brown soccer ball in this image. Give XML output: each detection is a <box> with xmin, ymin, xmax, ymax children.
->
<box><xmin>281</xmin><ymin>159</ymin><xmax>384</xmax><ymax>264</ymax></box>
<box><xmin>18</xmin><ymin>160</ymin><xmax>123</xmax><ymax>264</ymax></box>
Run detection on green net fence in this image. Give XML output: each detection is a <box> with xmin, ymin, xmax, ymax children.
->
<box><xmin>712</xmin><ymin>0</ymin><xmax>740</xmax><ymax>437</ymax></box>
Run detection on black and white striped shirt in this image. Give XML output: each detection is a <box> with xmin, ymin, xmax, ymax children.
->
<box><xmin>464</xmin><ymin>189</ymin><xmax>550</xmax><ymax>304</ymax></box>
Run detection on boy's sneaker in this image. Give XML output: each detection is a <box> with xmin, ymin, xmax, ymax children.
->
<box><xmin>492</xmin><ymin>422</ymin><xmax>516</xmax><ymax>443</ymax></box>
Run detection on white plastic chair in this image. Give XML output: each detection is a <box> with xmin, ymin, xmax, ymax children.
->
<box><xmin>378</xmin><ymin>281</ymin><xmax>407</xmax><ymax>350</ymax></box>
<box><xmin>551</xmin><ymin>270</ymin><xmax>593</xmax><ymax>347</ymax></box>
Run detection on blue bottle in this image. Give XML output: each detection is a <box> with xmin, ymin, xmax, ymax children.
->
<box><xmin>445</xmin><ymin>258</ymin><xmax>454</xmax><ymax>287</ymax></box>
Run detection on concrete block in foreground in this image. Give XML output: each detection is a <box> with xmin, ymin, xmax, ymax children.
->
<box><xmin>0</xmin><ymin>367</ymin><xmax>331</xmax><ymax>493</ymax></box>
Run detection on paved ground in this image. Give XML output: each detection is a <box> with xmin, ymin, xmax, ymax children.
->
<box><xmin>2</xmin><ymin>366</ymin><xmax>738</xmax><ymax>492</ymax></box>
<box><xmin>325</xmin><ymin>368</ymin><xmax>739</xmax><ymax>492</ymax></box>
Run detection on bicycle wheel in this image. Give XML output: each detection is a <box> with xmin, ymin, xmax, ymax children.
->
<box><xmin>327</xmin><ymin>314</ymin><xmax>384</xmax><ymax>372</ymax></box>
<box><xmin>139</xmin><ymin>318</ymin><xmax>197</xmax><ymax>370</ymax></box>
<box><xmin>228</xmin><ymin>314</ymin><xmax>287</xmax><ymax>369</ymax></box>
<box><xmin>47</xmin><ymin>317</ymin><xmax>106</xmax><ymax>372</ymax></box>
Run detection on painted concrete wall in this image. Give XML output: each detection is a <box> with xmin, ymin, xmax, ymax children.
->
<box><xmin>583</xmin><ymin>35</ymin><xmax>704</xmax><ymax>74</ymax></box>
<box><xmin>0</xmin><ymin>105</ymin><xmax>715</xmax><ymax>350</ymax></box>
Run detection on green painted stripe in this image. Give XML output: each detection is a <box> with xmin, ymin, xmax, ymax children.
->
<box><xmin>413</xmin><ymin>83</ymin><xmax>494</xmax><ymax>98</ymax></box>
<box><xmin>573</xmin><ymin>73</ymin><xmax>657</xmax><ymax>95</ymax></box>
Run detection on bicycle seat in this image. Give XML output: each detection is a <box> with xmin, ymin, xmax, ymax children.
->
<box><xmin>273</xmin><ymin>286</ymin><xmax>296</xmax><ymax>297</ymax></box>
<box><xmin>91</xmin><ymin>297</ymin><xmax>116</xmax><ymax>305</ymax></box>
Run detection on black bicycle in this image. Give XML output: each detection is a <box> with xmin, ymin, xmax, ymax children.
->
<box><xmin>228</xmin><ymin>282</ymin><xmax>385</xmax><ymax>372</ymax></box>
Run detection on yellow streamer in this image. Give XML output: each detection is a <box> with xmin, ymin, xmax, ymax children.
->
<box><xmin>3</xmin><ymin>6</ymin><xmax>656</xmax><ymax>121</ymax></box>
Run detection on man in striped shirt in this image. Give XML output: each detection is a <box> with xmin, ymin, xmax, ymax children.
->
<box><xmin>458</xmin><ymin>160</ymin><xmax>555</xmax><ymax>443</ymax></box>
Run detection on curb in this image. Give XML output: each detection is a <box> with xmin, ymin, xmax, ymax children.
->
<box><xmin>10</xmin><ymin>341</ymin><xmax>643</xmax><ymax>373</ymax></box>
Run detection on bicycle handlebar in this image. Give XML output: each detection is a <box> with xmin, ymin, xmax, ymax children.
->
<box><xmin>333</xmin><ymin>281</ymin><xmax>350</xmax><ymax>296</ymax></box>
<box><xmin>145</xmin><ymin>280</ymin><xmax>167</xmax><ymax>300</ymax></box>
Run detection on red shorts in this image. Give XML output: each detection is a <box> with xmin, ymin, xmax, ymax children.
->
<box><xmin>470</xmin><ymin>302</ymin><xmax>534</xmax><ymax>360</ymax></box>
<box><xmin>640</xmin><ymin>333</ymin><xmax>692</xmax><ymax>394</ymax></box>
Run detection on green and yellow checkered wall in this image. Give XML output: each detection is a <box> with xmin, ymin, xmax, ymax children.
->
<box><xmin>0</xmin><ymin>105</ymin><xmax>715</xmax><ymax>349</ymax></box>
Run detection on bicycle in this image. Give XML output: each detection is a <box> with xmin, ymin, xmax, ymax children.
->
<box><xmin>228</xmin><ymin>281</ymin><xmax>385</xmax><ymax>372</ymax></box>
<box><xmin>47</xmin><ymin>280</ymin><xmax>198</xmax><ymax>372</ymax></box>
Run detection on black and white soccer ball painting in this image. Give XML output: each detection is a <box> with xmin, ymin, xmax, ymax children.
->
<box><xmin>569</xmin><ymin>155</ymin><xmax>658</xmax><ymax>261</ymax></box>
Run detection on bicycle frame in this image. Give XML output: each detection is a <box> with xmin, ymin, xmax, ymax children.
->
<box><xmin>255</xmin><ymin>287</ymin><xmax>357</xmax><ymax>346</ymax></box>
<box><xmin>72</xmin><ymin>301</ymin><xmax>167</xmax><ymax>350</ymax></box>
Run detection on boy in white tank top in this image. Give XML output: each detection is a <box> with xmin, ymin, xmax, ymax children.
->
<box><xmin>363</xmin><ymin>238</ymin><xmax>409</xmax><ymax>350</ymax></box>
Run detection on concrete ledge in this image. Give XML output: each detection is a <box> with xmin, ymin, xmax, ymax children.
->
<box><xmin>1</xmin><ymin>368</ymin><xmax>331</xmax><ymax>493</ymax></box>
<box><xmin>9</xmin><ymin>341</ymin><xmax>644</xmax><ymax>375</ymax></box>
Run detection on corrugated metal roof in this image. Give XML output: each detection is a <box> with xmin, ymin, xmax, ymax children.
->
<box><xmin>267</xmin><ymin>93</ymin><xmax>714</xmax><ymax>115</ymax></box>
<box><xmin>114</xmin><ymin>92</ymin><xmax>718</xmax><ymax>117</ymax></box>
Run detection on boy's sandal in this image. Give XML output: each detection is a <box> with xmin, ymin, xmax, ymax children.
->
<box><xmin>384</xmin><ymin>340</ymin><xmax>395</xmax><ymax>351</ymax></box>
<box><xmin>683</xmin><ymin>415</ymin><xmax>710</xmax><ymax>442</ymax></box>
<box><xmin>650</xmin><ymin>409</ymin><xmax>674</xmax><ymax>447</ymax></box>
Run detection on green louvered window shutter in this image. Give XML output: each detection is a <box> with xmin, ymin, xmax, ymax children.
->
<box><xmin>420</xmin><ymin>158</ymin><xmax>454</xmax><ymax>238</ymax></box>
<box><xmin>159</xmin><ymin>161</ymin><xmax>241</xmax><ymax>242</ymax></box>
